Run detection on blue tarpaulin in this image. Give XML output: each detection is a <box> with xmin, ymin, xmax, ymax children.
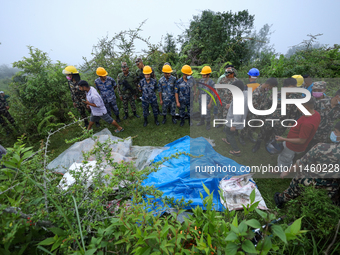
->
<box><xmin>141</xmin><ymin>136</ymin><xmax>249</xmax><ymax>211</ymax></box>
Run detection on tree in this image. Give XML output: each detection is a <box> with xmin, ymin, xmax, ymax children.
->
<box><xmin>10</xmin><ymin>46</ymin><xmax>70</xmax><ymax>136</ymax></box>
<box><xmin>163</xmin><ymin>33</ymin><xmax>177</xmax><ymax>54</ymax></box>
<box><xmin>179</xmin><ymin>10</ymin><xmax>255</xmax><ymax>67</ymax></box>
<box><xmin>247</xmin><ymin>23</ymin><xmax>275</xmax><ymax>62</ymax></box>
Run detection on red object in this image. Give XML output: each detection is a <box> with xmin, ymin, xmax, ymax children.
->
<box><xmin>197</xmin><ymin>82</ymin><xmax>222</xmax><ymax>106</ymax></box>
<box><xmin>286</xmin><ymin>111</ymin><xmax>320</xmax><ymax>152</ymax></box>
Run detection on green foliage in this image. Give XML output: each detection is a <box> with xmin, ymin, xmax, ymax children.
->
<box><xmin>179</xmin><ymin>10</ymin><xmax>255</xmax><ymax>67</ymax></box>
<box><xmin>9</xmin><ymin>46</ymin><xmax>71</xmax><ymax>137</ymax></box>
<box><xmin>282</xmin><ymin>186</ymin><xmax>340</xmax><ymax>254</ymax></box>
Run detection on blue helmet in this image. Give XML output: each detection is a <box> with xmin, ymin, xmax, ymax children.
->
<box><xmin>247</xmin><ymin>68</ymin><xmax>260</xmax><ymax>77</ymax></box>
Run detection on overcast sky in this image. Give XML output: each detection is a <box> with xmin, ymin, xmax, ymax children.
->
<box><xmin>1</xmin><ymin>0</ymin><xmax>339</xmax><ymax>68</ymax></box>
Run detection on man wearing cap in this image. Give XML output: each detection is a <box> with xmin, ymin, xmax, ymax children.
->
<box><xmin>117</xmin><ymin>62</ymin><xmax>140</xmax><ymax>120</ymax></box>
<box><xmin>158</xmin><ymin>64</ymin><xmax>177</xmax><ymax>124</ymax></box>
<box><xmin>0</xmin><ymin>91</ymin><xmax>15</xmax><ymax>133</ymax></box>
<box><xmin>216</xmin><ymin>65</ymin><xmax>238</xmax><ymax>128</ymax></box>
<box><xmin>78</xmin><ymin>80</ymin><xmax>124</xmax><ymax>133</ymax></box>
<box><xmin>94</xmin><ymin>67</ymin><xmax>121</xmax><ymax>123</ymax></box>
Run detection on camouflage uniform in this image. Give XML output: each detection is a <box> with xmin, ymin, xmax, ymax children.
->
<box><xmin>68</xmin><ymin>80</ymin><xmax>90</xmax><ymax>120</ymax></box>
<box><xmin>217</xmin><ymin>76</ymin><xmax>238</xmax><ymax>119</ymax></box>
<box><xmin>0</xmin><ymin>94</ymin><xmax>15</xmax><ymax>128</ymax></box>
<box><xmin>197</xmin><ymin>78</ymin><xmax>215</xmax><ymax>122</ymax></box>
<box><xmin>94</xmin><ymin>76</ymin><xmax>119</xmax><ymax>117</ymax></box>
<box><xmin>312</xmin><ymin>82</ymin><xmax>340</xmax><ymax>144</ymax></box>
<box><xmin>312</xmin><ymin>81</ymin><xmax>328</xmax><ymax>102</ymax></box>
<box><xmin>138</xmin><ymin>78</ymin><xmax>159</xmax><ymax>117</ymax></box>
<box><xmin>117</xmin><ymin>72</ymin><xmax>137</xmax><ymax>114</ymax></box>
<box><xmin>158</xmin><ymin>75</ymin><xmax>177</xmax><ymax>116</ymax></box>
<box><xmin>175</xmin><ymin>77</ymin><xmax>194</xmax><ymax>118</ymax></box>
<box><xmin>277</xmin><ymin>142</ymin><xmax>340</xmax><ymax>202</ymax></box>
<box><xmin>136</xmin><ymin>66</ymin><xmax>156</xmax><ymax>97</ymax></box>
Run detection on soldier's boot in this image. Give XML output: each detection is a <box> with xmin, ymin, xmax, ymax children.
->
<box><xmin>239</xmin><ymin>135</ymin><xmax>246</xmax><ymax>146</ymax></box>
<box><xmin>143</xmin><ymin>117</ymin><xmax>148</xmax><ymax>127</ymax></box>
<box><xmin>252</xmin><ymin>139</ymin><xmax>262</xmax><ymax>153</ymax></box>
<box><xmin>162</xmin><ymin>115</ymin><xmax>167</xmax><ymax>124</ymax></box>
<box><xmin>155</xmin><ymin>116</ymin><xmax>160</xmax><ymax>126</ymax></box>
<box><xmin>123</xmin><ymin>112</ymin><xmax>129</xmax><ymax>120</ymax></box>
<box><xmin>116</xmin><ymin>115</ymin><xmax>121</xmax><ymax>123</ymax></box>
<box><xmin>180</xmin><ymin>118</ymin><xmax>185</xmax><ymax>127</ymax></box>
<box><xmin>189</xmin><ymin>117</ymin><xmax>193</xmax><ymax>126</ymax></box>
<box><xmin>133</xmin><ymin>111</ymin><xmax>140</xmax><ymax>118</ymax></box>
<box><xmin>197</xmin><ymin>118</ymin><xmax>205</xmax><ymax>126</ymax></box>
<box><xmin>247</xmin><ymin>133</ymin><xmax>257</xmax><ymax>143</ymax></box>
<box><xmin>84</xmin><ymin>119</ymin><xmax>89</xmax><ymax>128</ymax></box>
<box><xmin>206</xmin><ymin>122</ymin><xmax>211</xmax><ymax>130</ymax></box>
<box><xmin>172</xmin><ymin>116</ymin><xmax>177</xmax><ymax>124</ymax></box>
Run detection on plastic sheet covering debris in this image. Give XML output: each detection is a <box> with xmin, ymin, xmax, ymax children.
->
<box><xmin>141</xmin><ymin>136</ymin><xmax>266</xmax><ymax>211</ymax></box>
<box><xmin>47</xmin><ymin>128</ymin><xmax>167</xmax><ymax>174</ymax></box>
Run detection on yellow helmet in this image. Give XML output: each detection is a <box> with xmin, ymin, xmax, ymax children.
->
<box><xmin>162</xmin><ymin>65</ymin><xmax>173</xmax><ymax>73</ymax></box>
<box><xmin>292</xmin><ymin>75</ymin><xmax>303</xmax><ymax>87</ymax></box>
<box><xmin>62</xmin><ymin>66</ymin><xmax>79</xmax><ymax>75</ymax></box>
<box><xmin>96</xmin><ymin>67</ymin><xmax>108</xmax><ymax>76</ymax></box>
<box><xmin>143</xmin><ymin>65</ymin><xmax>152</xmax><ymax>74</ymax></box>
<box><xmin>200</xmin><ymin>66</ymin><xmax>212</xmax><ymax>75</ymax></box>
<box><xmin>181</xmin><ymin>65</ymin><xmax>193</xmax><ymax>75</ymax></box>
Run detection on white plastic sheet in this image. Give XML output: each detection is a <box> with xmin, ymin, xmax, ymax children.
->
<box><xmin>219</xmin><ymin>175</ymin><xmax>268</xmax><ymax>211</ymax></box>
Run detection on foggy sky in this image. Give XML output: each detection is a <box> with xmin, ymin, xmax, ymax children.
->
<box><xmin>1</xmin><ymin>0</ymin><xmax>339</xmax><ymax>67</ymax></box>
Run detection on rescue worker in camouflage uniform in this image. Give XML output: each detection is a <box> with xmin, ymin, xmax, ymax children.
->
<box><xmin>311</xmin><ymin>80</ymin><xmax>328</xmax><ymax>101</ymax></box>
<box><xmin>135</xmin><ymin>58</ymin><xmax>155</xmax><ymax>97</ymax></box>
<box><xmin>252</xmin><ymin>78</ymin><xmax>302</xmax><ymax>153</ymax></box>
<box><xmin>135</xmin><ymin>57</ymin><xmax>159</xmax><ymax>113</ymax></box>
<box><xmin>175</xmin><ymin>65</ymin><xmax>194</xmax><ymax>127</ymax></box>
<box><xmin>0</xmin><ymin>91</ymin><xmax>15</xmax><ymax>134</ymax></box>
<box><xmin>63</xmin><ymin>66</ymin><xmax>93</xmax><ymax>127</ymax></box>
<box><xmin>215</xmin><ymin>65</ymin><xmax>238</xmax><ymax>128</ymax></box>
<box><xmin>195</xmin><ymin>66</ymin><xmax>215</xmax><ymax>130</ymax></box>
<box><xmin>117</xmin><ymin>62</ymin><xmax>140</xmax><ymax>120</ymax></box>
<box><xmin>274</xmin><ymin>121</ymin><xmax>340</xmax><ymax>208</ymax></box>
<box><xmin>311</xmin><ymin>88</ymin><xmax>340</xmax><ymax>146</ymax></box>
<box><xmin>138</xmin><ymin>66</ymin><xmax>159</xmax><ymax>127</ymax></box>
<box><xmin>239</xmin><ymin>78</ymin><xmax>278</xmax><ymax>145</ymax></box>
<box><xmin>158</xmin><ymin>64</ymin><xmax>177</xmax><ymax>124</ymax></box>
<box><xmin>94</xmin><ymin>67</ymin><xmax>121</xmax><ymax>123</ymax></box>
